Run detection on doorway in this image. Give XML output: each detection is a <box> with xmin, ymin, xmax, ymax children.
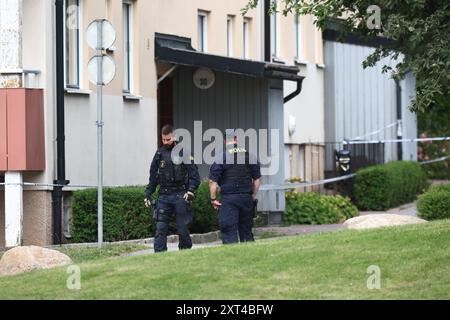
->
<box><xmin>157</xmin><ymin>77</ymin><xmax>174</xmax><ymax>148</ymax></box>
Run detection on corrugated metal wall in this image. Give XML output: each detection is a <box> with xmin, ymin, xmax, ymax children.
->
<box><xmin>172</xmin><ymin>66</ymin><xmax>286</xmax><ymax>212</ymax></box>
<box><xmin>324</xmin><ymin>41</ymin><xmax>401</xmax><ymax>171</ymax></box>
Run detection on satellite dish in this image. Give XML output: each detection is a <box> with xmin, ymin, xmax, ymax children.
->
<box><xmin>193</xmin><ymin>68</ymin><xmax>215</xmax><ymax>90</ymax></box>
<box><xmin>88</xmin><ymin>55</ymin><xmax>116</xmax><ymax>85</ymax></box>
<box><xmin>86</xmin><ymin>20</ymin><xmax>116</xmax><ymax>50</ymax></box>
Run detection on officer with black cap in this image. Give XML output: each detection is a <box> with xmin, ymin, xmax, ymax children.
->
<box><xmin>209</xmin><ymin>129</ymin><xmax>261</xmax><ymax>244</ymax></box>
<box><xmin>145</xmin><ymin>125</ymin><xmax>200</xmax><ymax>253</ymax></box>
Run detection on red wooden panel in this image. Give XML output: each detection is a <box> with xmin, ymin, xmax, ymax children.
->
<box><xmin>25</xmin><ymin>89</ymin><xmax>45</xmax><ymax>171</ymax></box>
<box><xmin>0</xmin><ymin>90</ymin><xmax>7</xmax><ymax>171</ymax></box>
<box><xmin>7</xmin><ymin>89</ymin><xmax>27</xmax><ymax>171</ymax></box>
<box><xmin>1</xmin><ymin>89</ymin><xmax>45</xmax><ymax>172</ymax></box>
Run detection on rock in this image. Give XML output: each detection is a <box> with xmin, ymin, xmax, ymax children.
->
<box><xmin>343</xmin><ymin>214</ymin><xmax>427</xmax><ymax>230</ymax></box>
<box><xmin>0</xmin><ymin>246</ymin><xmax>72</xmax><ymax>277</ymax></box>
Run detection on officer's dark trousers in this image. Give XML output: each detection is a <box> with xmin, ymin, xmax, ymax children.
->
<box><xmin>219</xmin><ymin>194</ymin><xmax>255</xmax><ymax>244</ymax></box>
<box><xmin>154</xmin><ymin>192</ymin><xmax>193</xmax><ymax>253</ymax></box>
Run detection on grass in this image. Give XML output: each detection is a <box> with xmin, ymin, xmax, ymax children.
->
<box><xmin>0</xmin><ymin>244</ymin><xmax>148</xmax><ymax>264</ymax></box>
<box><xmin>254</xmin><ymin>231</ymin><xmax>283</xmax><ymax>240</ymax></box>
<box><xmin>55</xmin><ymin>243</ymin><xmax>149</xmax><ymax>264</ymax></box>
<box><xmin>0</xmin><ymin>220</ymin><xmax>449</xmax><ymax>300</ymax></box>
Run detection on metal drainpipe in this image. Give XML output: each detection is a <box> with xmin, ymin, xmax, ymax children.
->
<box><xmin>264</xmin><ymin>0</ymin><xmax>271</xmax><ymax>62</ymax></box>
<box><xmin>284</xmin><ymin>79</ymin><xmax>304</xmax><ymax>104</ymax></box>
<box><xmin>53</xmin><ymin>0</ymin><xmax>70</xmax><ymax>245</ymax></box>
<box><xmin>396</xmin><ymin>79</ymin><xmax>403</xmax><ymax>161</ymax></box>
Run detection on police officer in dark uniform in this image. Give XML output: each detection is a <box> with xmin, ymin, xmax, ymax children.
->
<box><xmin>209</xmin><ymin>129</ymin><xmax>261</xmax><ymax>244</ymax></box>
<box><xmin>145</xmin><ymin>125</ymin><xmax>200</xmax><ymax>253</ymax></box>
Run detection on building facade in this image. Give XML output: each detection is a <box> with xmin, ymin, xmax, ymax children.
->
<box><xmin>323</xmin><ymin>31</ymin><xmax>418</xmax><ymax>175</ymax></box>
<box><xmin>1</xmin><ymin>0</ymin><xmax>327</xmax><ymax>247</ymax></box>
<box><xmin>268</xmin><ymin>0</ymin><xmax>326</xmax><ymax>188</ymax></box>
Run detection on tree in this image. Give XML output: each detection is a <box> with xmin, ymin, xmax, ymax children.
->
<box><xmin>243</xmin><ymin>0</ymin><xmax>450</xmax><ymax>113</ymax></box>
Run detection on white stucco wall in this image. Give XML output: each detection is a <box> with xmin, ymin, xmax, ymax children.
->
<box><xmin>64</xmin><ymin>94</ymin><xmax>157</xmax><ymax>188</ymax></box>
<box><xmin>22</xmin><ymin>0</ymin><xmax>56</xmax><ymax>188</ymax></box>
<box><xmin>284</xmin><ymin>63</ymin><xmax>325</xmax><ymax>144</ymax></box>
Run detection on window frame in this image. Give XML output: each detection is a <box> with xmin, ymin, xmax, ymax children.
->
<box><xmin>295</xmin><ymin>14</ymin><xmax>302</xmax><ymax>61</ymax></box>
<box><xmin>271</xmin><ymin>0</ymin><xmax>281</xmax><ymax>59</ymax></box>
<box><xmin>243</xmin><ymin>17</ymin><xmax>250</xmax><ymax>59</ymax></box>
<box><xmin>227</xmin><ymin>15</ymin><xmax>234</xmax><ymax>57</ymax></box>
<box><xmin>198</xmin><ymin>11</ymin><xmax>208</xmax><ymax>53</ymax></box>
<box><xmin>64</xmin><ymin>0</ymin><xmax>83</xmax><ymax>89</ymax></box>
<box><xmin>123</xmin><ymin>0</ymin><xmax>134</xmax><ymax>94</ymax></box>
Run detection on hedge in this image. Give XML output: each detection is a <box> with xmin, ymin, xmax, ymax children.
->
<box><xmin>189</xmin><ymin>181</ymin><xmax>220</xmax><ymax>233</ymax></box>
<box><xmin>417</xmin><ymin>184</ymin><xmax>450</xmax><ymax>221</ymax></box>
<box><xmin>354</xmin><ymin>161</ymin><xmax>429</xmax><ymax>211</ymax></box>
<box><xmin>71</xmin><ymin>187</ymin><xmax>155</xmax><ymax>243</ymax></box>
<box><xmin>70</xmin><ymin>182</ymin><xmax>219</xmax><ymax>243</ymax></box>
<box><xmin>285</xmin><ymin>192</ymin><xmax>359</xmax><ymax>225</ymax></box>
<box><xmin>422</xmin><ymin>162</ymin><xmax>450</xmax><ymax>180</ymax></box>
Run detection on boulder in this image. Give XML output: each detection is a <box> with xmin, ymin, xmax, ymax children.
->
<box><xmin>344</xmin><ymin>214</ymin><xmax>427</xmax><ymax>230</ymax></box>
<box><xmin>0</xmin><ymin>246</ymin><xmax>72</xmax><ymax>277</ymax></box>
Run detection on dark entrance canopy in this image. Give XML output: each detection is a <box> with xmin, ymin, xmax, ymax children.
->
<box><xmin>155</xmin><ymin>33</ymin><xmax>304</xmax><ymax>83</ymax></box>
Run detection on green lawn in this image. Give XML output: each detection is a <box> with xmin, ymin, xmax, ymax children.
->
<box><xmin>55</xmin><ymin>243</ymin><xmax>149</xmax><ymax>264</ymax></box>
<box><xmin>1</xmin><ymin>220</ymin><xmax>449</xmax><ymax>300</ymax></box>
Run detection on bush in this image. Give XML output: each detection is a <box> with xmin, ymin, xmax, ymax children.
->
<box><xmin>190</xmin><ymin>181</ymin><xmax>220</xmax><ymax>233</ymax></box>
<box><xmin>71</xmin><ymin>187</ymin><xmax>155</xmax><ymax>243</ymax></box>
<box><xmin>71</xmin><ymin>182</ymin><xmax>219</xmax><ymax>243</ymax></box>
<box><xmin>354</xmin><ymin>161</ymin><xmax>429</xmax><ymax>211</ymax></box>
<box><xmin>285</xmin><ymin>192</ymin><xmax>359</xmax><ymax>225</ymax></box>
<box><xmin>417</xmin><ymin>184</ymin><xmax>450</xmax><ymax>221</ymax></box>
<box><xmin>422</xmin><ymin>161</ymin><xmax>450</xmax><ymax>180</ymax></box>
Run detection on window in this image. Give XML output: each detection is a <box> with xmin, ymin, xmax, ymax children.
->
<box><xmin>295</xmin><ymin>14</ymin><xmax>302</xmax><ymax>60</ymax></box>
<box><xmin>271</xmin><ymin>0</ymin><xmax>281</xmax><ymax>59</ymax></box>
<box><xmin>227</xmin><ymin>16</ymin><xmax>233</xmax><ymax>57</ymax></box>
<box><xmin>123</xmin><ymin>1</ymin><xmax>133</xmax><ymax>93</ymax></box>
<box><xmin>243</xmin><ymin>18</ymin><xmax>250</xmax><ymax>59</ymax></box>
<box><xmin>198</xmin><ymin>11</ymin><xmax>208</xmax><ymax>52</ymax></box>
<box><xmin>65</xmin><ymin>0</ymin><xmax>82</xmax><ymax>88</ymax></box>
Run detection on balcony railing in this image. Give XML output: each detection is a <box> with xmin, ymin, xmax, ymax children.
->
<box><xmin>0</xmin><ymin>69</ymin><xmax>41</xmax><ymax>88</ymax></box>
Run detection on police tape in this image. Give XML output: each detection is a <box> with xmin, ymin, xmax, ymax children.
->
<box><xmin>259</xmin><ymin>174</ymin><xmax>357</xmax><ymax>191</ymax></box>
<box><xmin>419</xmin><ymin>154</ymin><xmax>450</xmax><ymax>165</ymax></box>
<box><xmin>0</xmin><ymin>155</ymin><xmax>449</xmax><ymax>190</ymax></box>
<box><xmin>0</xmin><ymin>176</ymin><xmax>359</xmax><ymax>190</ymax></box>
<box><xmin>344</xmin><ymin>136</ymin><xmax>450</xmax><ymax>145</ymax></box>
<box><xmin>0</xmin><ymin>182</ymin><xmax>115</xmax><ymax>188</ymax></box>
<box><xmin>351</xmin><ymin>121</ymin><xmax>400</xmax><ymax>141</ymax></box>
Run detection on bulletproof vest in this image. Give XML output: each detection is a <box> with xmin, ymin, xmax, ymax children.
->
<box><xmin>221</xmin><ymin>150</ymin><xmax>252</xmax><ymax>186</ymax></box>
<box><xmin>156</xmin><ymin>147</ymin><xmax>188</xmax><ymax>192</ymax></box>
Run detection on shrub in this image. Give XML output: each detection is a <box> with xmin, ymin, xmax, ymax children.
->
<box><xmin>417</xmin><ymin>184</ymin><xmax>450</xmax><ymax>221</ymax></box>
<box><xmin>71</xmin><ymin>187</ymin><xmax>155</xmax><ymax>243</ymax></box>
<box><xmin>326</xmin><ymin>195</ymin><xmax>360</xmax><ymax>221</ymax></box>
<box><xmin>71</xmin><ymin>182</ymin><xmax>219</xmax><ymax>243</ymax></box>
<box><xmin>354</xmin><ymin>161</ymin><xmax>429</xmax><ymax>211</ymax></box>
<box><xmin>190</xmin><ymin>181</ymin><xmax>220</xmax><ymax>233</ymax></box>
<box><xmin>422</xmin><ymin>162</ymin><xmax>450</xmax><ymax>180</ymax></box>
<box><xmin>285</xmin><ymin>192</ymin><xmax>358</xmax><ymax>225</ymax></box>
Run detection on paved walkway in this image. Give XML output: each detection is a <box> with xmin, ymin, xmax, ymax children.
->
<box><xmin>126</xmin><ymin>241</ymin><xmax>223</xmax><ymax>257</ymax></box>
<box><xmin>360</xmin><ymin>201</ymin><xmax>418</xmax><ymax>217</ymax></box>
<box><xmin>254</xmin><ymin>224</ymin><xmax>343</xmax><ymax>237</ymax></box>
